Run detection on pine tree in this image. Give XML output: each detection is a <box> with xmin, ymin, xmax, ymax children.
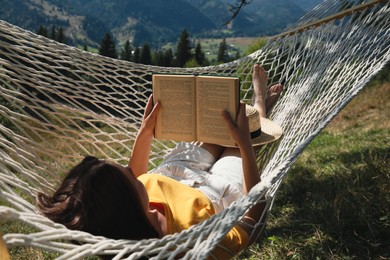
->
<box><xmin>56</xmin><ymin>27</ymin><xmax>67</xmax><ymax>44</ymax></box>
<box><xmin>140</xmin><ymin>43</ymin><xmax>152</xmax><ymax>65</ymax></box>
<box><xmin>50</xmin><ymin>25</ymin><xmax>57</xmax><ymax>41</ymax></box>
<box><xmin>99</xmin><ymin>32</ymin><xmax>118</xmax><ymax>59</ymax></box>
<box><xmin>120</xmin><ymin>40</ymin><xmax>132</xmax><ymax>61</ymax></box>
<box><xmin>175</xmin><ymin>30</ymin><xmax>192</xmax><ymax>67</ymax></box>
<box><xmin>217</xmin><ymin>38</ymin><xmax>229</xmax><ymax>63</ymax></box>
<box><xmin>163</xmin><ymin>48</ymin><xmax>174</xmax><ymax>67</ymax></box>
<box><xmin>194</xmin><ymin>42</ymin><xmax>206</xmax><ymax>66</ymax></box>
<box><xmin>38</xmin><ymin>25</ymin><xmax>67</xmax><ymax>44</ymax></box>
<box><xmin>37</xmin><ymin>26</ymin><xmax>48</xmax><ymax>37</ymax></box>
<box><xmin>153</xmin><ymin>50</ymin><xmax>164</xmax><ymax>66</ymax></box>
<box><xmin>133</xmin><ymin>47</ymin><xmax>140</xmax><ymax>63</ymax></box>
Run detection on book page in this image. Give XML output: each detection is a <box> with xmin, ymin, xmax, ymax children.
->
<box><xmin>153</xmin><ymin>74</ymin><xmax>196</xmax><ymax>142</ymax></box>
<box><xmin>195</xmin><ymin>76</ymin><xmax>239</xmax><ymax>146</ymax></box>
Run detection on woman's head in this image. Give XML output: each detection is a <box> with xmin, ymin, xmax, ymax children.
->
<box><xmin>37</xmin><ymin>156</ymin><xmax>159</xmax><ymax>240</ymax></box>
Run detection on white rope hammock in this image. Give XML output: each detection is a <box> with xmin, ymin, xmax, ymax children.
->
<box><xmin>1</xmin><ymin>0</ymin><xmax>389</xmax><ymax>258</ymax></box>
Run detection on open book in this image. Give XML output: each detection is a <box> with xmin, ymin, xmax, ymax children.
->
<box><xmin>152</xmin><ymin>74</ymin><xmax>240</xmax><ymax>146</ymax></box>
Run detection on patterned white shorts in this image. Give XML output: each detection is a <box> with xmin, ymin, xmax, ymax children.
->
<box><xmin>152</xmin><ymin>142</ymin><xmax>244</xmax><ymax>213</ymax></box>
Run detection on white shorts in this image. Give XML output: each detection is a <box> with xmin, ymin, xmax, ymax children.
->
<box><xmin>152</xmin><ymin>142</ymin><xmax>244</xmax><ymax>213</ymax></box>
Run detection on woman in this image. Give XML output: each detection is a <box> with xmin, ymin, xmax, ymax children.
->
<box><xmin>37</xmin><ymin>64</ymin><xmax>283</xmax><ymax>259</ymax></box>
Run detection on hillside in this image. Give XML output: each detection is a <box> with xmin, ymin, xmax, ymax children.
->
<box><xmin>243</xmin><ymin>81</ymin><xmax>390</xmax><ymax>259</ymax></box>
<box><xmin>0</xmin><ymin>0</ymin><xmax>319</xmax><ymax>48</ymax></box>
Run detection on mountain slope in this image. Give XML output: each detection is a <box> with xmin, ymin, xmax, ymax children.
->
<box><xmin>240</xmin><ymin>0</ymin><xmax>306</xmax><ymax>34</ymax></box>
<box><xmin>0</xmin><ymin>0</ymin><xmax>308</xmax><ymax>48</ymax></box>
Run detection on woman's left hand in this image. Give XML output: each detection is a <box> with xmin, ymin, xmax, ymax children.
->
<box><xmin>139</xmin><ymin>95</ymin><xmax>161</xmax><ymax>137</ymax></box>
<box><xmin>129</xmin><ymin>95</ymin><xmax>161</xmax><ymax>177</ymax></box>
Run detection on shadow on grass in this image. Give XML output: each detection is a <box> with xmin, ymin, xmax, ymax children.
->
<box><xmin>264</xmin><ymin>147</ymin><xmax>390</xmax><ymax>259</ymax></box>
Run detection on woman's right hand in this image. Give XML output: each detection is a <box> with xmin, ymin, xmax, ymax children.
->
<box><xmin>223</xmin><ymin>102</ymin><xmax>260</xmax><ymax>195</ymax></box>
<box><xmin>222</xmin><ymin>102</ymin><xmax>252</xmax><ymax>148</ymax></box>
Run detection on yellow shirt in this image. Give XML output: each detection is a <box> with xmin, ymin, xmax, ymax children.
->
<box><xmin>139</xmin><ymin>174</ymin><xmax>249</xmax><ymax>259</ymax></box>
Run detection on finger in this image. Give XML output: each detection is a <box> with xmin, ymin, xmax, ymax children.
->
<box><xmin>237</xmin><ymin>102</ymin><xmax>247</xmax><ymax>120</ymax></box>
<box><xmin>238</xmin><ymin>102</ymin><xmax>246</xmax><ymax>115</ymax></box>
<box><xmin>148</xmin><ymin>101</ymin><xmax>161</xmax><ymax>120</ymax></box>
<box><xmin>222</xmin><ymin>110</ymin><xmax>237</xmax><ymax>130</ymax></box>
<box><xmin>143</xmin><ymin>95</ymin><xmax>154</xmax><ymax>118</ymax></box>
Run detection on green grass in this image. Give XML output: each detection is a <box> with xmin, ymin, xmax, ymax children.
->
<box><xmin>240</xmin><ymin>82</ymin><xmax>390</xmax><ymax>259</ymax></box>
<box><xmin>1</xmin><ymin>222</ymin><xmax>60</xmax><ymax>260</ymax></box>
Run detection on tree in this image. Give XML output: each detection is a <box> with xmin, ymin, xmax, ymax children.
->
<box><xmin>99</xmin><ymin>32</ymin><xmax>117</xmax><ymax>59</ymax></box>
<box><xmin>37</xmin><ymin>26</ymin><xmax>48</xmax><ymax>37</ymax></box>
<box><xmin>50</xmin><ymin>25</ymin><xmax>57</xmax><ymax>41</ymax></box>
<box><xmin>225</xmin><ymin>0</ymin><xmax>252</xmax><ymax>25</ymax></box>
<box><xmin>194</xmin><ymin>42</ymin><xmax>207</xmax><ymax>66</ymax></box>
<box><xmin>163</xmin><ymin>48</ymin><xmax>174</xmax><ymax>67</ymax></box>
<box><xmin>120</xmin><ymin>40</ymin><xmax>132</xmax><ymax>61</ymax></box>
<box><xmin>175</xmin><ymin>30</ymin><xmax>192</xmax><ymax>67</ymax></box>
<box><xmin>217</xmin><ymin>38</ymin><xmax>229</xmax><ymax>63</ymax></box>
<box><xmin>153</xmin><ymin>50</ymin><xmax>164</xmax><ymax>66</ymax></box>
<box><xmin>56</xmin><ymin>27</ymin><xmax>67</xmax><ymax>44</ymax></box>
<box><xmin>152</xmin><ymin>48</ymin><xmax>174</xmax><ymax>67</ymax></box>
<box><xmin>140</xmin><ymin>43</ymin><xmax>152</xmax><ymax>65</ymax></box>
<box><xmin>37</xmin><ymin>25</ymin><xmax>67</xmax><ymax>44</ymax></box>
<box><xmin>133</xmin><ymin>47</ymin><xmax>140</xmax><ymax>63</ymax></box>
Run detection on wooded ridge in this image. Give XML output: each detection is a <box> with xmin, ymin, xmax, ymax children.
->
<box><xmin>0</xmin><ymin>0</ymin><xmax>321</xmax><ymax>48</ymax></box>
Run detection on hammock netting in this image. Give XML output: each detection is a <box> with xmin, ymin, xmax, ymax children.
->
<box><xmin>0</xmin><ymin>0</ymin><xmax>389</xmax><ymax>258</ymax></box>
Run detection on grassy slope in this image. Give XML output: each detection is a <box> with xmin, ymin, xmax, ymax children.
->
<box><xmin>241</xmin><ymin>82</ymin><xmax>390</xmax><ymax>259</ymax></box>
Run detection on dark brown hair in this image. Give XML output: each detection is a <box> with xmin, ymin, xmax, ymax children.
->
<box><xmin>37</xmin><ymin>156</ymin><xmax>159</xmax><ymax>240</ymax></box>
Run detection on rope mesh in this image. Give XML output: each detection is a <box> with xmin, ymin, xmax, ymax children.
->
<box><xmin>1</xmin><ymin>0</ymin><xmax>389</xmax><ymax>258</ymax></box>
